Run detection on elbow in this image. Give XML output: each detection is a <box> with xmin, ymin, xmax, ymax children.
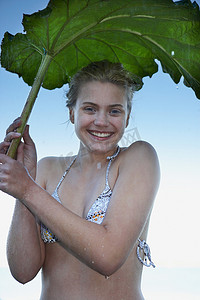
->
<box><xmin>7</xmin><ymin>261</ymin><xmax>41</xmax><ymax>284</ymax></box>
<box><xmin>96</xmin><ymin>262</ymin><xmax>122</xmax><ymax>277</ymax></box>
<box><xmin>9</xmin><ymin>268</ymin><xmax>39</xmax><ymax>285</ymax></box>
<box><xmin>13</xmin><ymin>275</ymin><xmax>32</xmax><ymax>285</ymax></box>
<box><xmin>88</xmin><ymin>233</ymin><xmax>127</xmax><ymax>276</ymax></box>
<box><xmin>91</xmin><ymin>254</ymin><xmax>124</xmax><ymax>277</ymax></box>
<box><xmin>99</xmin><ymin>266</ymin><xmax>120</xmax><ymax>278</ymax></box>
<box><xmin>7</xmin><ymin>247</ymin><xmax>44</xmax><ymax>284</ymax></box>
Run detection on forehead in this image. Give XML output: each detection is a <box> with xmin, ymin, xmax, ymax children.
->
<box><xmin>77</xmin><ymin>81</ymin><xmax>126</xmax><ymax>106</ymax></box>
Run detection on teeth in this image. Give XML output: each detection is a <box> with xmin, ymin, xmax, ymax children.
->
<box><xmin>90</xmin><ymin>131</ymin><xmax>111</xmax><ymax>138</ymax></box>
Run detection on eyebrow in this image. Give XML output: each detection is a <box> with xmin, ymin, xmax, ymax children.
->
<box><xmin>82</xmin><ymin>101</ymin><xmax>124</xmax><ymax>108</ymax></box>
<box><xmin>109</xmin><ymin>104</ymin><xmax>124</xmax><ymax>108</ymax></box>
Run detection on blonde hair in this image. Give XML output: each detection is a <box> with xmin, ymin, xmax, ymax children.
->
<box><xmin>66</xmin><ymin>60</ymin><xmax>141</xmax><ymax>112</ymax></box>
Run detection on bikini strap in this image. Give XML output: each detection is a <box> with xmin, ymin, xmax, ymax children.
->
<box><xmin>105</xmin><ymin>146</ymin><xmax>120</xmax><ymax>187</ymax></box>
<box><xmin>55</xmin><ymin>156</ymin><xmax>77</xmax><ymax>192</ymax></box>
<box><xmin>55</xmin><ymin>147</ymin><xmax>119</xmax><ymax>193</ymax></box>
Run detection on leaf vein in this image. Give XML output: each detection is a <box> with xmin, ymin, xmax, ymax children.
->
<box><xmin>84</xmin><ymin>36</ymin><xmax>143</xmax><ymax>68</ymax></box>
<box><xmin>51</xmin><ymin>2</ymin><xmax>134</xmax><ymax>54</ymax></box>
<box><xmin>74</xmin><ymin>43</ymin><xmax>93</xmax><ymax>66</ymax></box>
<box><xmin>50</xmin><ymin>0</ymin><xmax>100</xmax><ymax>51</ymax></box>
<box><xmin>46</xmin><ymin>18</ymin><xmax>50</xmax><ymax>51</ymax></box>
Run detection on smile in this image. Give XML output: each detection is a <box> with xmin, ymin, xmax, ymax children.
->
<box><xmin>88</xmin><ymin>131</ymin><xmax>113</xmax><ymax>138</ymax></box>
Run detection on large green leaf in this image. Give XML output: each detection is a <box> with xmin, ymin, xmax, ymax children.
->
<box><xmin>1</xmin><ymin>0</ymin><xmax>200</xmax><ymax>99</ymax></box>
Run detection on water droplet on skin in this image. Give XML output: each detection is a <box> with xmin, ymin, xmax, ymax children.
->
<box><xmin>97</xmin><ymin>162</ymin><xmax>101</xmax><ymax>169</ymax></box>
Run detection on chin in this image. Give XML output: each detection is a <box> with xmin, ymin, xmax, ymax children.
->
<box><xmin>87</xmin><ymin>142</ymin><xmax>118</xmax><ymax>154</ymax></box>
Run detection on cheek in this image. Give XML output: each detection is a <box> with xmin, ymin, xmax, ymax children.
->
<box><xmin>74</xmin><ymin>114</ymin><xmax>92</xmax><ymax>132</ymax></box>
<box><xmin>112</xmin><ymin>119</ymin><xmax>126</xmax><ymax>140</ymax></box>
<box><xmin>115</xmin><ymin>117</ymin><xmax>127</xmax><ymax>129</ymax></box>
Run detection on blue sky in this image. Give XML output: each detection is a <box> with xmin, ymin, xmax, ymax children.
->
<box><xmin>0</xmin><ymin>0</ymin><xmax>200</xmax><ymax>299</ymax></box>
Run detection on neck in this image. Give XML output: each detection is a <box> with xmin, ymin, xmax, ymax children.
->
<box><xmin>76</xmin><ymin>143</ymin><xmax>119</xmax><ymax>169</ymax></box>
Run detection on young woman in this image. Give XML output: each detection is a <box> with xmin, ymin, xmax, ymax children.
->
<box><xmin>0</xmin><ymin>60</ymin><xmax>160</xmax><ymax>300</ymax></box>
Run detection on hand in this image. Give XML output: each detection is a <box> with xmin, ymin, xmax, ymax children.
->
<box><xmin>1</xmin><ymin>118</ymin><xmax>37</xmax><ymax>179</ymax></box>
<box><xmin>0</xmin><ymin>118</ymin><xmax>21</xmax><ymax>154</ymax></box>
<box><xmin>0</xmin><ymin>153</ymin><xmax>34</xmax><ymax>200</ymax></box>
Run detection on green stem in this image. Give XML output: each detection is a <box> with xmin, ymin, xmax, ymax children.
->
<box><xmin>7</xmin><ymin>54</ymin><xmax>52</xmax><ymax>159</ymax></box>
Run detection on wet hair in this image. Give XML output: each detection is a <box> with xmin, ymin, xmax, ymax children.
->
<box><xmin>66</xmin><ymin>60</ymin><xmax>141</xmax><ymax>112</ymax></box>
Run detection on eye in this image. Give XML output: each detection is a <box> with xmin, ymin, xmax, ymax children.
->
<box><xmin>109</xmin><ymin>109</ymin><xmax>121</xmax><ymax>115</ymax></box>
<box><xmin>83</xmin><ymin>106</ymin><xmax>96</xmax><ymax>113</ymax></box>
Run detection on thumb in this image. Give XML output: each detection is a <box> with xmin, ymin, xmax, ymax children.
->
<box><xmin>23</xmin><ymin>125</ymin><xmax>34</xmax><ymax>146</ymax></box>
<box><xmin>17</xmin><ymin>142</ymin><xmax>24</xmax><ymax>164</ymax></box>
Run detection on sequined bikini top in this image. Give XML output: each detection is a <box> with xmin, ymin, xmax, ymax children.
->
<box><xmin>41</xmin><ymin>147</ymin><xmax>120</xmax><ymax>243</ymax></box>
<box><xmin>40</xmin><ymin>146</ymin><xmax>155</xmax><ymax>268</ymax></box>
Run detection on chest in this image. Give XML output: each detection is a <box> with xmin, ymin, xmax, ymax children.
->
<box><xmin>47</xmin><ymin>163</ymin><xmax>118</xmax><ymax>219</ymax></box>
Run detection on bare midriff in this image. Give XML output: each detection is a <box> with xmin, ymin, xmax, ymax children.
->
<box><xmin>40</xmin><ymin>231</ymin><xmax>148</xmax><ymax>300</ymax></box>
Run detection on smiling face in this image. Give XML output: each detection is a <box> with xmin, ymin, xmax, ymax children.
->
<box><xmin>70</xmin><ymin>81</ymin><xmax>130</xmax><ymax>155</ymax></box>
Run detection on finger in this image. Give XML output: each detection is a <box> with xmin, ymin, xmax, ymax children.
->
<box><xmin>4</xmin><ymin>132</ymin><xmax>21</xmax><ymax>143</ymax></box>
<box><xmin>0</xmin><ymin>153</ymin><xmax>10</xmax><ymax>164</ymax></box>
<box><xmin>0</xmin><ymin>142</ymin><xmax>10</xmax><ymax>154</ymax></box>
<box><xmin>22</xmin><ymin>125</ymin><xmax>30</xmax><ymax>139</ymax></box>
<box><xmin>6</xmin><ymin>118</ymin><xmax>21</xmax><ymax>135</ymax></box>
<box><xmin>17</xmin><ymin>142</ymin><xmax>24</xmax><ymax>164</ymax></box>
<box><xmin>23</xmin><ymin>125</ymin><xmax>34</xmax><ymax>146</ymax></box>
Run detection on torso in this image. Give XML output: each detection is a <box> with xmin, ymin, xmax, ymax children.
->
<box><xmin>40</xmin><ymin>240</ymin><xmax>147</xmax><ymax>300</ymax></box>
<box><xmin>39</xmin><ymin>145</ymin><xmax>152</xmax><ymax>300</ymax></box>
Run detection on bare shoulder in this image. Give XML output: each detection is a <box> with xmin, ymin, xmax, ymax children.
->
<box><xmin>36</xmin><ymin>156</ymin><xmax>72</xmax><ymax>189</ymax></box>
<box><xmin>37</xmin><ymin>156</ymin><xmax>59</xmax><ymax>170</ymax></box>
<box><xmin>37</xmin><ymin>156</ymin><xmax>59</xmax><ymax>176</ymax></box>
<box><xmin>120</xmin><ymin>141</ymin><xmax>159</xmax><ymax>166</ymax></box>
<box><xmin>119</xmin><ymin>141</ymin><xmax>160</xmax><ymax>187</ymax></box>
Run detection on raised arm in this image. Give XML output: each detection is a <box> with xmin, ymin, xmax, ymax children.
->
<box><xmin>0</xmin><ymin>119</ymin><xmax>45</xmax><ymax>283</ymax></box>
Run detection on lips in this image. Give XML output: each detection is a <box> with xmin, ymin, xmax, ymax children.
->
<box><xmin>88</xmin><ymin>130</ymin><xmax>113</xmax><ymax>138</ymax></box>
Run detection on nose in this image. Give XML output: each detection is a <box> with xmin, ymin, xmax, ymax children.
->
<box><xmin>93</xmin><ymin>111</ymin><xmax>109</xmax><ymax>127</ymax></box>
